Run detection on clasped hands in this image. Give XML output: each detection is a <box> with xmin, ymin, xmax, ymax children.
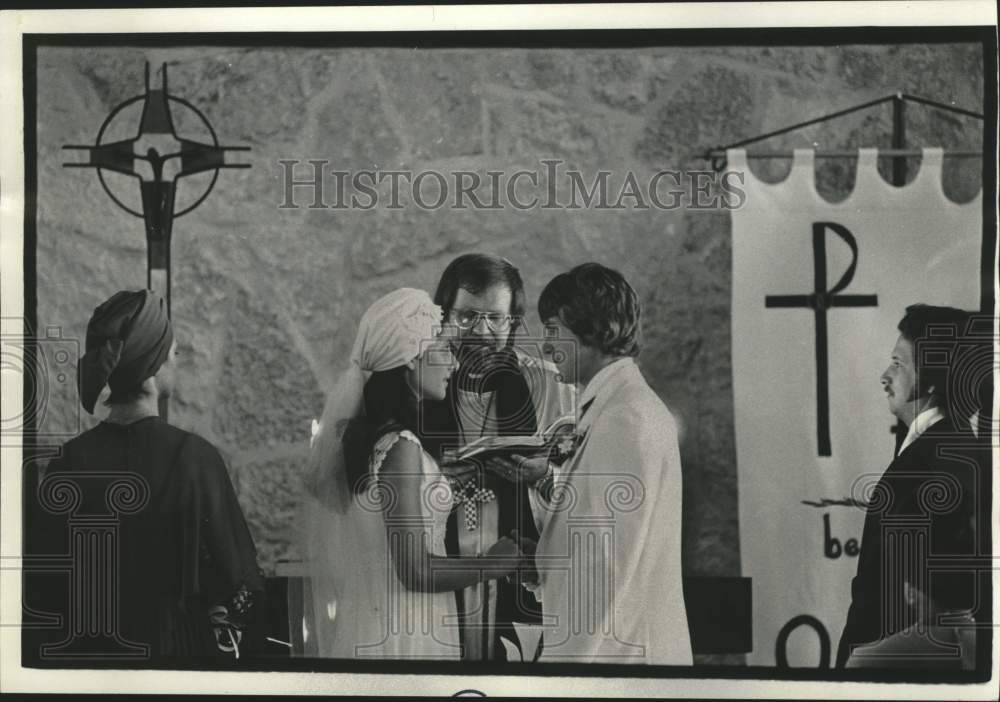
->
<box><xmin>484</xmin><ymin>529</ymin><xmax>540</xmax><ymax>586</ymax></box>
<box><xmin>440</xmin><ymin>452</ymin><xmax>547</xmax><ymax>586</ymax></box>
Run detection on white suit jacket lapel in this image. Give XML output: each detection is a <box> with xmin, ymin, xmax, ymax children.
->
<box><xmin>558</xmin><ymin>360</ymin><xmax>635</xmax><ymax>483</ymax></box>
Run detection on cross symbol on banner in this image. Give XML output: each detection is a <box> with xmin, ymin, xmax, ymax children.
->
<box><xmin>765</xmin><ymin>222</ymin><xmax>878</xmax><ymax>457</ymax></box>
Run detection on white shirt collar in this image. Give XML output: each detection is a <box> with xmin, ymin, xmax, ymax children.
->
<box><xmin>579</xmin><ymin>357</ymin><xmax>634</xmax><ymax>411</ymax></box>
<box><xmin>898</xmin><ymin>405</ymin><xmax>945</xmax><ymax>455</ymax></box>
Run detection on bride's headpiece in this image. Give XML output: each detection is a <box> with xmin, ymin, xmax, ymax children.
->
<box><xmin>304</xmin><ymin>288</ymin><xmax>443</xmax><ymax>510</ymax></box>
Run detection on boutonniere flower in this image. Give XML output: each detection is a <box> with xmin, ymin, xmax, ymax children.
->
<box><xmin>550</xmin><ymin>431</ymin><xmax>584</xmax><ymax>465</ymax></box>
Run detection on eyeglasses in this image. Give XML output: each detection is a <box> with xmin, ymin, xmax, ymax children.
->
<box><xmin>450</xmin><ymin>308</ymin><xmax>515</xmax><ymax>332</ymax></box>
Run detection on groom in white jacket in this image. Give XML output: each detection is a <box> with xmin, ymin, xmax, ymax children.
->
<box><xmin>528</xmin><ymin>263</ymin><xmax>692</xmax><ymax>665</ymax></box>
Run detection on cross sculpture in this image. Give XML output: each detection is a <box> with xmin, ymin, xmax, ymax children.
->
<box><xmin>765</xmin><ymin>222</ymin><xmax>878</xmax><ymax>456</ymax></box>
<box><xmin>63</xmin><ymin>62</ymin><xmax>250</xmax><ymax>419</ymax></box>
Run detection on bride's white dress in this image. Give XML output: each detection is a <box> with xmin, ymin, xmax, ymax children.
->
<box><xmin>305</xmin><ymin>429</ymin><xmax>462</xmax><ymax>659</ymax></box>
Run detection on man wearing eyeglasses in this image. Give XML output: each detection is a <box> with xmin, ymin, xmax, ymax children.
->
<box><xmin>420</xmin><ymin>253</ymin><xmax>575</xmax><ymax>662</ymax></box>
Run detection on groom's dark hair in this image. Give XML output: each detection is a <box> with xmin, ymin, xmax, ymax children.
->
<box><xmin>539</xmin><ymin>262</ymin><xmax>642</xmax><ymax>358</ymax></box>
<box><xmin>433</xmin><ymin>253</ymin><xmax>526</xmax><ymax>322</ymax></box>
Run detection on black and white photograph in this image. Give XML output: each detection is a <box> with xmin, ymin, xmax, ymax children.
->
<box><xmin>1</xmin><ymin>2</ymin><xmax>997</xmax><ymax>698</ymax></box>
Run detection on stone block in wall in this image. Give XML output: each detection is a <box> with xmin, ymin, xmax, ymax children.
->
<box><xmin>374</xmin><ymin>49</ymin><xmax>484</xmax><ymax>160</ymax></box>
<box><xmin>489</xmin><ymin>95</ymin><xmax>609</xmax><ymax>162</ymax></box>
<box><xmin>211</xmin><ymin>288</ymin><xmax>326</xmax><ymax>450</ymax></box>
<box><xmin>229</xmin><ymin>447</ymin><xmax>309</xmax><ymax>572</ymax></box>
<box><xmin>491</xmin><ymin>49</ymin><xmax>578</xmax><ymax>100</ymax></box>
<box><xmin>586</xmin><ymin>52</ymin><xmax>651</xmax><ymax>114</ymax></box>
<box><xmin>313</xmin><ymin>53</ymin><xmax>410</xmax><ymax>171</ymax></box>
<box><xmin>712</xmin><ymin>46</ymin><xmax>832</xmax><ymax>84</ymax></box>
<box><xmin>56</xmin><ymin>47</ymin><xmax>149</xmax><ymax>113</ymax></box>
<box><xmin>836</xmin><ymin>47</ymin><xmax>886</xmax><ymax>90</ymax></box>
<box><xmin>168</xmin><ymin>50</ymin><xmax>308</xmax><ymax>146</ymax></box>
<box><xmin>681</xmin><ymin>395</ymin><xmax>740</xmax><ymax>576</ymax></box>
<box><xmin>637</xmin><ymin>64</ymin><xmax>757</xmax><ymax>169</ymax></box>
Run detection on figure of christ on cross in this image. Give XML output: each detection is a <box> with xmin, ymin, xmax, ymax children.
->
<box><xmin>765</xmin><ymin>222</ymin><xmax>878</xmax><ymax>456</ymax></box>
<box><xmin>63</xmin><ymin>62</ymin><xmax>250</xmax><ymax>315</ymax></box>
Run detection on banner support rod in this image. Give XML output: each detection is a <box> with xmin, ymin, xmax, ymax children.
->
<box><xmin>703</xmin><ymin>93</ymin><xmax>984</xmax><ymax>171</ymax></box>
<box><xmin>891</xmin><ymin>94</ymin><xmax>907</xmax><ymax>186</ymax></box>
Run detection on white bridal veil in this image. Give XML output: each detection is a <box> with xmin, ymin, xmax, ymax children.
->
<box><xmin>299</xmin><ymin>288</ymin><xmax>443</xmax><ymax>658</ymax></box>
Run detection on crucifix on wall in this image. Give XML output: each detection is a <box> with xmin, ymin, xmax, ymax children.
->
<box><xmin>62</xmin><ymin>62</ymin><xmax>251</xmax><ymax>418</ymax></box>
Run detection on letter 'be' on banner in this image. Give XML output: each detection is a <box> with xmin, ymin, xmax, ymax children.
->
<box><xmin>729</xmin><ymin>148</ymin><xmax>981</xmax><ymax>667</ymax></box>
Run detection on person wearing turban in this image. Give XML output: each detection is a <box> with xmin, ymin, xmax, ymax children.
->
<box><xmin>24</xmin><ymin>290</ymin><xmax>264</xmax><ymax>662</ymax></box>
<box><xmin>300</xmin><ymin>288</ymin><xmax>525</xmax><ymax>660</ymax></box>
<box><xmin>76</xmin><ymin>288</ymin><xmax>176</xmax><ymax>416</ymax></box>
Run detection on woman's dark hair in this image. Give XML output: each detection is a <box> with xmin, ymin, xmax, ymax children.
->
<box><xmin>433</xmin><ymin>253</ymin><xmax>526</xmax><ymax>320</ymax></box>
<box><xmin>343</xmin><ymin>366</ymin><xmax>420</xmax><ymax>493</ymax></box>
<box><xmin>538</xmin><ymin>263</ymin><xmax>642</xmax><ymax>358</ymax></box>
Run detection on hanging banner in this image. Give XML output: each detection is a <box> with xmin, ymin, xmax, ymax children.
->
<box><xmin>730</xmin><ymin>147</ymin><xmax>982</xmax><ymax>667</ymax></box>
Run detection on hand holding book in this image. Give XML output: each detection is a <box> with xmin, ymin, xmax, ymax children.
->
<box><xmin>482</xmin><ymin>453</ymin><xmax>550</xmax><ymax>483</ymax></box>
<box><xmin>440</xmin><ymin>413</ymin><xmax>577</xmax><ymax>465</ymax></box>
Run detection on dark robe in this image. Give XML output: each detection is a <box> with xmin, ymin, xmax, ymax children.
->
<box><xmin>23</xmin><ymin>417</ymin><xmax>264</xmax><ymax>664</ymax></box>
<box><xmin>835</xmin><ymin>416</ymin><xmax>984</xmax><ymax>668</ymax></box>
<box><xmin>420</xmin><ymin>348</ymin><xmax>544</xmax><ymax>660</ymax></box>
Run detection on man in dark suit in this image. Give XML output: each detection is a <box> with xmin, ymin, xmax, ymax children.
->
<box><xmin>836</xmin><ymin>304</ymin><xmax>985</xmax><ymax>669</ymax></box>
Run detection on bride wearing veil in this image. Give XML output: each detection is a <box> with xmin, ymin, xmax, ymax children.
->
<box><xmin>300</xmin><ymin>288</ymin><xmax>523</xmax><ymax>659</ymax></box>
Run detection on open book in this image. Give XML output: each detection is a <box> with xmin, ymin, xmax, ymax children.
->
<box><xmin>441</xmin><ymin>413</ymin><xmax>577</xmax><ymax>464</ymax></box>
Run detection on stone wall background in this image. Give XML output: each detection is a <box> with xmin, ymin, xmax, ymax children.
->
<box><xmin>33</xmin><ymin>42</ymin><xmax>983</xmax><ymax>616</ymax></box>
